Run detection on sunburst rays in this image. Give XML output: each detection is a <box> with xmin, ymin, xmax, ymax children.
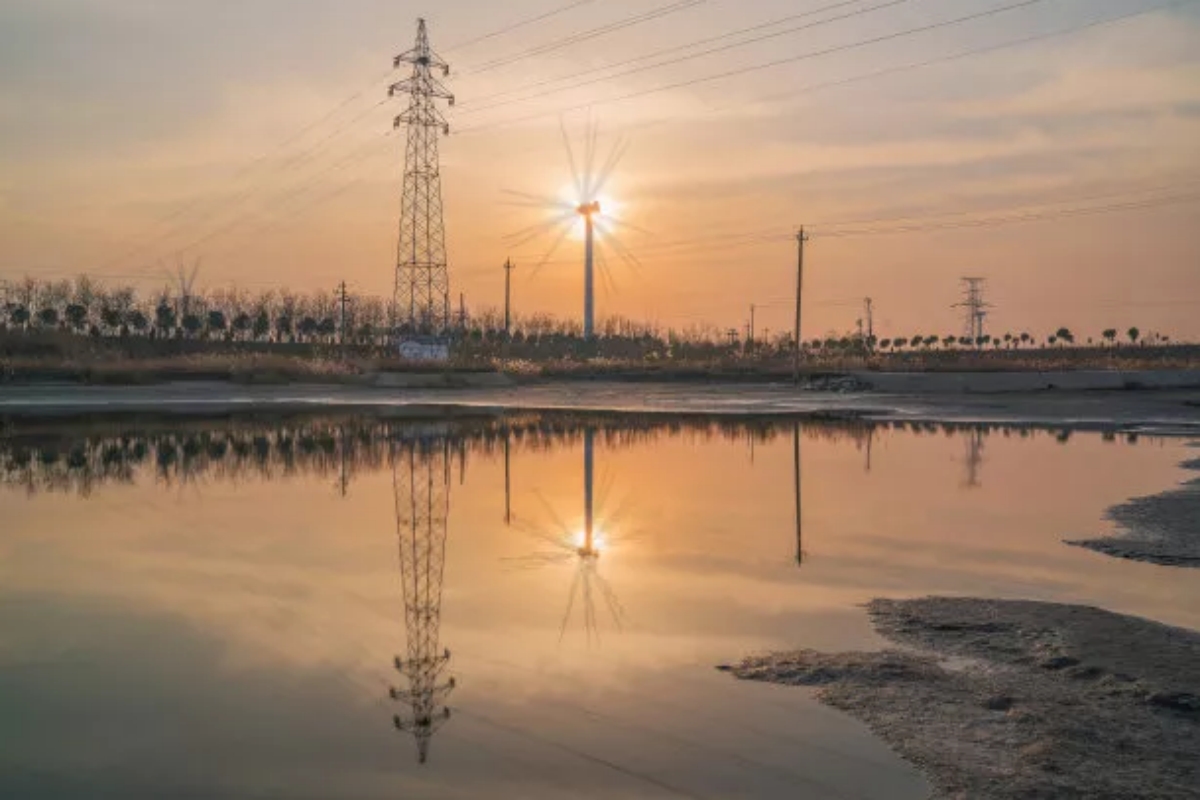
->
<box><xmin>504</xmin><ymin>118</ymin><xmax>644</xmax><ymax>330</ymax></box>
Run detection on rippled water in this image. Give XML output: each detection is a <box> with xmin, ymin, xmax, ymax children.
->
<box><xmin>1</xmin><ymin>414</ymin><xmax>1196</xmax><ymax>799</ymax></box>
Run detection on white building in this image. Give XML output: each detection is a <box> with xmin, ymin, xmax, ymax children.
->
<box><xmin>396</xmin><ymin>336</ymin><xmax>450</xmax><ymax>363</ymax></box>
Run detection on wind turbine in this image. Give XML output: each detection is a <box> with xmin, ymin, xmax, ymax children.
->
<box><xmin>506</xmin><ymin>119</ymin><xmax>641</xmax><ymax>340</ymax></box>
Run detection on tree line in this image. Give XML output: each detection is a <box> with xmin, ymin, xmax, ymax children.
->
<box><xmin>0</xmin><ymin>274</ymin><xmax>1179</xmax><ymax>359</ymax></box>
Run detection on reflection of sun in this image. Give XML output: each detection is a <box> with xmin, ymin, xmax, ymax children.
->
<box><xmin>572</xmin><ymin>527</ymin><xmax>607</xmax><ymax>555</ymax></box>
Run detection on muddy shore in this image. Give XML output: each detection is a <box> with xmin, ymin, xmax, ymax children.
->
<box><xmin>725</xmin><ymin>597</ymin><xmax>1200</xmax><ymax>799</ymax></box>
<box><xmin>1067</xmin><ymin>454</ymin><xmax>1200</xmax><ymax>568</ymax></box>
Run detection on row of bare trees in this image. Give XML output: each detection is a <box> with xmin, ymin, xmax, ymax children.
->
<box><xmin>0</xmin><ymin>274</ymin><xmax>1181</xmax><ymax>360</ymax></box>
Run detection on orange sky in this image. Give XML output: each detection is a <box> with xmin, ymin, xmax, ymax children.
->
<box><xmin>2</xmin><ymin>0</ymin><xmax>1199</xmax><ymax>340</ymax></box>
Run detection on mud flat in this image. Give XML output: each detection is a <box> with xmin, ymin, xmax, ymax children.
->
<box><xmin>1067</xmin><ymin>455</ymin><xmax>1200</xmax><ymax>568</ymax></box>
<box><xmin>724</xmin><ymin>597</ymin><xmax>1200</xmax><ymax>799</ymax></box>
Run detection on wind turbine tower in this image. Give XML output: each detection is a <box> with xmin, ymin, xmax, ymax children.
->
<box><xmin>389</xmin><ymin>19</ymin><xmax>454</xmax><ymax>334</ymax></box>
<box><xmin>579</xmin><ymin>201</ymin><xmax>600</xmax><ymax>339</ymax></box>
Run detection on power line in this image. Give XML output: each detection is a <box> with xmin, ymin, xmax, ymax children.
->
<box><xmin>465</xmin><ymin>0</ymin><xmax>1191</xmax><ymax>165</ymax></box>
<box><xmin>93</xmin><ymin>2</ymin><xmax>611</xmax><ymax>272</ymax></box>
<box><xmin>457</xmin><ymin>0</ymin><xmax>1050</xmax><ymax>133</ymax></box>
<box><xmin>456</xmin><ymin>0</ymin><xmax>873</xmax><ymax>111</ymax></box>
<box><xmin>458</xmin><ymin>0</ymin><xmax>916</xmax><ymax>115</ymax></box>
<box><xmin>442</xmin><ymin>0</ymin><xmax>597</xmax><ymax>52</ymax></box>
<box><xmin>816</xmin><ymin>192</ymin><xmax>1200</xmax><ymax>238</ymax></box>
<box><xmin>464</xmin><ymin>0</ymin><xmax>708</xmax><ymax>75</ymax></box>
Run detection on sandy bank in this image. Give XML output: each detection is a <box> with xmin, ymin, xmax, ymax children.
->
<box><xmin>1067</xmin><ymin>454</ymin><xmax>1200</xmax><ymax>568</ymax></box>
<box><xmin>724</xmin><ymin>597</ymin><xmax>1200</xmax><ymax>799</ymax></box>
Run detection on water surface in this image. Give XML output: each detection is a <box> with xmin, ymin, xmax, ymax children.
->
<box><xmin>2</xmin><ymin>415</ymin><xmax>1196</xmax><ymax>799</ymax></box>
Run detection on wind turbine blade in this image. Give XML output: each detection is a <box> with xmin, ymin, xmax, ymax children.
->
<box><xmin>559</xmin><ymin>117</ymin><xmax>584</xmax><ymax>200</ymax></box>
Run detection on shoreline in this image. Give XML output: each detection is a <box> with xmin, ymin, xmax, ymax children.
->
<box><xmin>1</xmin><ymin>381</ymin><xmax>1198</xmax><ymax>434</ymax></box>
<box><xmin>724</xmin><ymin>597</ymin><xmax>1200</xmax><ymax>800</ymax></box>
<box><xmin>1067</xmin><ymin>454</ymin><xmax>1200</xmax><ymax>568</ymax></box>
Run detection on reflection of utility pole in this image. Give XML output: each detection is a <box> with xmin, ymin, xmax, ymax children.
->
<box><xmin>864</xmin><ymin>425</ymin><xmax>874</xmax><ymax>473</ymax></box>
<box><xmin>503</xmin><ymin>429</ymin><xmax>512</xmax><ymax>526</ymax></box>
<box><xmin>389</xmin><ymin>442</ymin><xmax>455</xmax><ymax>765</ymax></box>
<box><xmin>793</xmin><ymin>421</ymin><xmax>805</xmax><ymax>567</ymax></box>
<box><xmin>337</xmin><ymin>424</ymin><xmax>350</xmax><ymax>496</ymax></box>
<box><xmin>962</xmin><ymin>428</ymin><xmax>985</xmax><ymax>488</ymax></box>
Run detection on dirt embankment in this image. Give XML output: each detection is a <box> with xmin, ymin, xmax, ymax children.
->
<box><xmin>724</xmin><ymin>597</ymin><xmax>1200</xmax><ymax>799</ymax></box>
<box><xmin>1068</xmin><ymin>452</ymin><xmax>1200</xmax><ymax>568</ymax></box>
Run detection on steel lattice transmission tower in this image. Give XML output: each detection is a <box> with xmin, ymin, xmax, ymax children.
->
<box><xmin>389</xmin><ymin>19</ymin><xmax>454</xmax><ymax>334</ymax></box>
<box><xmin>389</xmin><ymin>441</ymin><xmax>455</xmax><ymax>764</ymax></box>
<box><xmin>953</xmin><ymin>277</ymin><xmax>991</xmax><ymax>347</ymax></box>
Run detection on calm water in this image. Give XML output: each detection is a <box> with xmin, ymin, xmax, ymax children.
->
<box><xmin>2</xmin><ymin>415</ymin><xmax>1197</xmax><ymax>799</ymax></box>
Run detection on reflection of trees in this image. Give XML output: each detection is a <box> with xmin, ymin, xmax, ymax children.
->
<box><xmin>0</xmin><ymin>415</ymin><xmax>1144</xmax><ymax>498</ymax></box>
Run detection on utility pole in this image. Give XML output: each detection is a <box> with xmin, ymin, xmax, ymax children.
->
<box><xmin>864</xmin><ymin>297</ymin><xmax>874</xmax><ymax>344</ymax></box>
<box><xmin>793</xmin><ymin>227</ymin><xmax>809</xmax><ymax>385</ymax></box>
<box><xmin>458</xmin><ymin>292</ymin><xmax>466</xmax><ymax>331</ymax></box>
<box><xmin>390</xmin><ymin>19</ymin><xmax>454</xmax><ymax>335</ymax></box>
<box><xmin>336</xmin><ymin>280</ymin><xmax>350</xmax><ymax>358</ymax></box>
<box><xmin>749</xmin><ymin>303</ymin><xmax>756</xmax><ymax>348</ymax></box>
<box><xmin>503</xmin><ymin>258</ymin><xmax>515</xmax><ymax>336</ymax></box>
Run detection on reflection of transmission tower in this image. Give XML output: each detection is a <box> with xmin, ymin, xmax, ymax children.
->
<box><xmin>389</xmin><ymin>19</ymin><xmax>454</xmax><ymax>333</ymax></box>
<box><xmin>952</xmin><ymin>277</ymin><xmax>991</xmax><ymax>346</ymax></box>
<box><xmin>389</xmin><ymin>443</ymin><xmax>455</xmax><ymax>764</ymax></box>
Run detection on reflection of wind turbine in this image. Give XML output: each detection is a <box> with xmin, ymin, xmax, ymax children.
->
<box><xmin>389</xmin><ymin>442</ymin><xmax>455</xmax><ymax>765</ymax></box>
<box><xmin>510</xmin><ymin>428</ymin><xmax>627</xmax><ymax>644</ymax></box>
<box><xmin>506</xmin><ymin>120</ymin><xmax>639</xmax><ymax>339</ymax></box>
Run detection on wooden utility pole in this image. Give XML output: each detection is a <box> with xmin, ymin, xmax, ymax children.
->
<box><xmin>793</xmin><ymin>227</ymin><xmax>809</xmax><ymax>385</ymax></box>
<box><xmin>503</xmin><ymin>258</ymin><xmax>515</xmax><ymax>336</ymax></box>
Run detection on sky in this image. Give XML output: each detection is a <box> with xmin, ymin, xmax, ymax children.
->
<box><xmin>1</xmin><ymin>0</ymin><xmax>1199</xmax><ymax>341</ymax></box>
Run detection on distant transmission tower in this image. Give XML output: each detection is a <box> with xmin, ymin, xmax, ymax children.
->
<box><xmin>389</xmin><ymin>441</ymin><xmax>455</xmax><ymax>764</ymax></box>
<box><xmin>953</xmin><ymin>277</ymin><xmax>991</xmax><ymax>346</ymax></box>
<box><xmin>389</xmin><ymin>19</ymin><xmax>454</xmax><ymax>334</ymax></box>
